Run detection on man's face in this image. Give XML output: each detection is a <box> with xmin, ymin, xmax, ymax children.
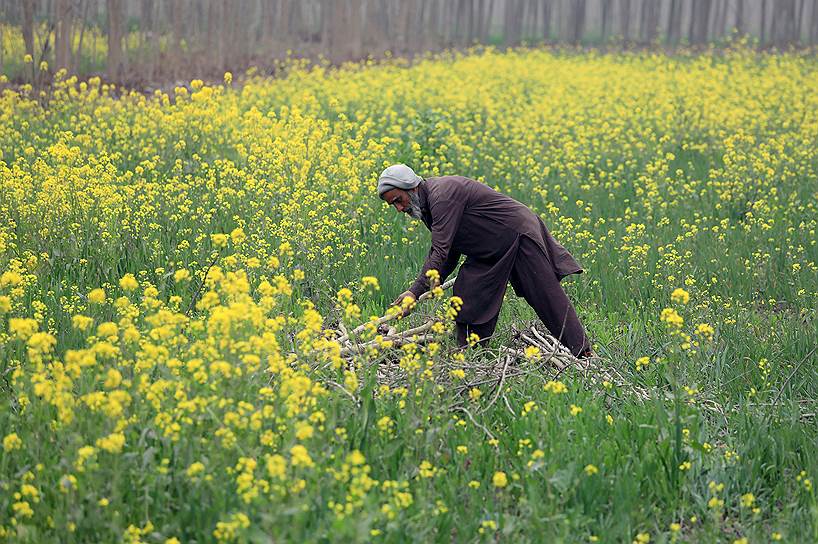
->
<box><xmin>382</xmin><ymin>188</ymin><xmax>411</xmax><ymax>214</ymax></box>
<box><xmin>382</xmin><ymin>187</ymin><xmax>423</xmax><ymax>220</ymax></box>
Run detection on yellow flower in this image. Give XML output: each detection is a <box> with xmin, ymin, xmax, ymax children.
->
<box><xmin>211</xmin><ymin>233</ymin><xmax>229</xmax><ymax>247</ymax></box>
<box><xmin>3</xmin><ymin>433</ymin><xmax>23</xmax><ymax>452</ymax></box>
<box><xmin>96</xmin><ymin>432</ymin><xmax>125</xmax><ymax>454</ymax></box>
<box><xmin>569</xmin><ymin>404</ymin><xmax>583</xmax><ymax>416</ymax></box>
<box><xmin>0</xmin><ymin>270</ymin><xmax>23</xmax><ymax>288</ymax></box>
<box><xmin>670</xmin><ymin>288</ymin><xmax>690</xmax><ymax>304</ymax></box>
<box><xmin>524</xmin><ymin>345</ymin><xmax>541</xmax><ymax>360</ymax></box>
<box><xmin>632</xmin><ymin>532</ymin><xmax>650</xmax><ymax>544</ymax></box>
<box><xmin>12</xmin><ymin>501</ymin><xmax>33</xmax><ymax>518</ymax></box>
<box><xmin>635</xmin><ymin>356</ymin><xmax>650</xmax><ymax>371</ymax></box>
<box><xmin>290</xmin><ymin>444</ymin><xmax>314</xmax><ymax>467</ymax></box>
<box><xmin>27</xmin><ymin>332</ymin><xmax>57</xmax><ymax>354</ymax></box>
<box><xmin>9</xmin><ymin>318</ymin><xmax>39</xmax><ymax>340</ymax></box>
<box><xmin>584</xmin><ymin>464</ymin><xmax>598</xmax><ymax>475</ymax></box>
<box><xmin>377</xmin><ymin>416</ymin><xmax>394</xmax><ymax>434</ymax></box>
<box><xmin>660</xmin><ymin>308</ymin><xmax>684</xmax><ymax>329</ymax></box>
<box><xmin>450</xmin><ymin>368</ymin><xmax>465</xmax><ymax>379</ymax></box>
<box><xmin>230</xmin><ymin>227</ymin><xmax>246</xmax><ymax>245</ymax></box>
<box><xmin>187</xmin><ymin>462</ymin><xmax>205</xmax><ymax>478</ymax></box>
<box><xmin>740</xmin><ymin>492</ymin><xmax>755</xmax><ymax>507</ymax></box>
<box><xmin>695</xmin><ymin>323</ymin><xmax>715</xmax><ymax>340</ymax></box>
<box><xmin>119</xmin><ymin>274</ymin><xmax>139</xmax><ymax>291</ymax></box>
<box><xmin>88</xmin><ymin>288</ymin><xmax>106</xmax><ymax>304</ymax></box>
<box><xmin>544</xmin><ymin>380</ymin><xmax>567</xmax><ymax>394</ymax></box>
<box><xmin>708</xmin><ymin>496</ymin><xmax>724</xmax><ymax>509</ymax></box>
<box><xmin>492</xmin><ymin>471</ymin><xmax>508</xmax><ymax>488</ymax></box>
<box><xmin>419</xmin><ymin>460</ymin><xmax>437</xmax><ymax>478</ymax></box>
<box><xmin>104</xmin><ymin>368</ymin><xmax>122</xmax><ymax>389</ymax></box>
<box><xmin>97</xmin><ymin>322</ymin><xmax>118</xmax><ymax>338</ymax></box>
<box><xmin>478</xmin><ymin>520</ymin><xmax>497</xmax><ymax>534</ymax></box>
<box><xmin>343</xmin><ymin>370</ymin><xmax>359</xmax><ymax>392</ymax></box>
<box><xmin>361</xmin><ymin>276</ymin><xmax>380</xmax><ymax>290</ymax></box>
<box><xmin>174</xmin><ymin>269</ymin><xmax>191</xmax><ymax>282</ymax></box>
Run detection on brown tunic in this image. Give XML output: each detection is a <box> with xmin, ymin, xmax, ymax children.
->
<box><xmin>407</xmin><ymin>176</ymin><xmax>589</xmax><ymax>354</ymax></box>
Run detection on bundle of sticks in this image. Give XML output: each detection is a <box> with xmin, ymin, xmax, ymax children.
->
<box><xmin>324</xmin><ymin>276</ymin><xmax>649</xmax><ymax>401</ymax></box>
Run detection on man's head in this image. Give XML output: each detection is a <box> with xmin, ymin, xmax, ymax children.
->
<box><xmin>377</xmin><ymin>164</ymin><xmax>424</xmax><ymax>220</ymax></box>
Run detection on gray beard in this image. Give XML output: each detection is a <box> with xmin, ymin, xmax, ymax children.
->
<box><xmin>406</xmin><ymin>190</ymin><xmax>424</xmax><ymax>220</ymax></box>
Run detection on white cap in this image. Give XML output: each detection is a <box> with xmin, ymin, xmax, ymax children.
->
<box><xmin>377</xmin><ymin>164</ymin><xmax>422</xmax><ymax>197</ymax></box>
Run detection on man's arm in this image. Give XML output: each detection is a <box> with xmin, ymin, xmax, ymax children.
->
<box><xmin>407</xmin><ymin>198</ymin><xmax>465</xmax><ymax>298</ymax></box>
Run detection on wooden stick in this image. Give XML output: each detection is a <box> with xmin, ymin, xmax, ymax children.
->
<box><xmin>335</xmin><ymin>277</ymin><xmax>457</xmax><ymax>344</ymax></box>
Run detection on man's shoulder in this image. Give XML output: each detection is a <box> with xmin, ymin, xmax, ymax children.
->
<box><xmin>425</xmin><ymin>175</ymin><xmax>481</xmax><ymax>196</ymax></box>
<box><xmin>426</xmin><ymin>175</ymin><xmax>478</xmax><ymax>186</ymax></box>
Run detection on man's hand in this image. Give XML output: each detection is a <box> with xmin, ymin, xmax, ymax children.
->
<box><xmin>391</xmin><ymin>290</ymin><xmax>416</xmax><ymax>317</ymax></box>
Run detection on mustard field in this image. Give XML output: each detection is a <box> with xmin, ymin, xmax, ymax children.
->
<box><xmin>1</xmin><ymin>47</ymin><xmax>817</xmax><ymax>542</ymax></box>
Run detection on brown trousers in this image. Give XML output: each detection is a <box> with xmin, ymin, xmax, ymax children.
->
<box><xmin>455</xmin><ymin>236</ymin><xmax>590</xmax><ymax>356</ymax></box>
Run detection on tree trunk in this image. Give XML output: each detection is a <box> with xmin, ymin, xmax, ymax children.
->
<box><xmin>107</xmin><ymin>0</ymin><xmax>123</xmax><ymax>82</ymax></box>
<box><xmin>796</xmin><ymin>0</ymin><xmax>806</xmax><ymax>43</ymax></box>
<box><xmin>735</xmin><ymin>0</ymin><xmax>745</xmax><ymax>34</ymax></box>
<box><xmin>570</xmin><ymin>0</ymin><xmax>586</xmax><ymax>44</ymax></box>
<box><xmin>601</xmin><ymin>0</ymin><xmax>612</xmax><ymax>42</ymax></box>
<box><xmin>23</xmin><ymin>0</ymin><xmax>37</xmax><ymax>64</ymax></box>
<box><xmin>773</xmin><ymin>0</ymin><xmax>797</xmax><ymax>45</ymax></box>
<box><xmin>54</xmin><ymin>0</ymin><xmax>72</xmax><ymax>72</ymax></box>
<box><xmin>810</xmin><ymin>0</ymin><xmax>818</xmax><ymax>44</ymax></box>
<box><xmin>75</xmin><ymin>0</ymin><xmax>90</xmax><ymax>74</ymax></box>
<box><xmin>621</xmin><ymin>0</ymin><xmax>631</xmax><ymax>42</ymax></box>
<box><xmin>640</xmin><ymin>0</ymin><xmax>658</xmax><ymax>43</ymax></box>
<box><xmin>541</xmin><ymin>0</ymin><xmax>551</xmax><ymax>41</ymax></box>
<box><xmin>689</xmin><ymin>0</ymin><xmax>712</xmax><ymax>44</ymax></box>
<box><xmin>667</xmin><ymin>0</ymin><xmax>683</xmax><ymax>44</ymax></box>
<box><xmin>484</xmin><ymin>0</ymin><xmax>495</xmax><ymax>41</ymax></box>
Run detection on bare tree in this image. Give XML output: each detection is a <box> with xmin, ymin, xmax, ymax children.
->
<box><xmin>106</xmin><ymin>0</ymin><xmax>123</xmax><ymax>81</ymax></box>
<box><xmin>667</xmin><ymin>0</ymin><xmax>683</xmax><ymax>44</ymax></box>
<box><xmin>772</xmin><ymin>0</ymin><xmax>798</xmax><ymax>46</ymax></box>
<box><xmin>811</xmin><ymin>0</ymin><xmax>818</xmax><ymax>44</ymax></box>
<box><xmin>689</xmin><ymin>0</ymin><xmax>712</xmax><ymax>44</ymax></box>
<box><xmin>22</xmin><ymin>0</ymin><xmax>37</xmax><ymax>65</ymax></box>
<box><xmin>621</xmin><ymin>0</ymin><xmax>632</xmax><ymax>42</ymax></box>
<box><xmin>74</xmin><ymin>0</ymin><xmax>90</xmax><ymax>73</ymax></box>
<box><xmin>54</xmin><ymin>0</ymin><xmax>72</xmax><ymax>71</ymax></box>
<box><xmin>601</xmin><ymin>0</ymin><xmax>613</xmax><ymax>42</ymax></box>
<box><xmin>735</xmin><ymin>0</ymin><xmax>745</xmax><ymax>34</ymax></box>
<box><xmin>640</xmin><ymin>0</ymin><xmax>659</xmax><ymax>43</ymax></box>
<box><xmin>541</xmin><ymin>0</ymin><xmax>552</xmax><ymax>41</ymax></box>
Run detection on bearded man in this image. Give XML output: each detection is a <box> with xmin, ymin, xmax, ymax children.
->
<box><xmin>377</xmin><ymin>163</ymin><xmax>593</xmax><ymax>358</ymax></box>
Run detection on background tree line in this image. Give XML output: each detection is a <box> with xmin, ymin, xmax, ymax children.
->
<box><xmin>3</xmin><ymin>0</ymin><xmax>818</xmax><ymax>87</ymax></box>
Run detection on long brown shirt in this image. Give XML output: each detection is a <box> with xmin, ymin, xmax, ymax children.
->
<box><xmin>408</xmin><ymin>176</ymin><xmax>583</xmax><ymax>324</ymax></box>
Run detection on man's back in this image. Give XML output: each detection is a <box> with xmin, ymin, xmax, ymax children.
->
<box><xmin>421</xmin><ymin>176</ymin><xmax>581</xmax><ymax>278</ymax></box>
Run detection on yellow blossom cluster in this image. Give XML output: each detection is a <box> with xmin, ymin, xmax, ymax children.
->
<box><xmin>0</xmin><ymin>43</ymin><xmax>815</xmax><ymax>542</ymax></box>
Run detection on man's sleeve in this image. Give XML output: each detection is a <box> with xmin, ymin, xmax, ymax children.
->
<box><xmin>408</xmin><ymin>198</ymin><xmax>465</xmax><ymax>297</ymax></box>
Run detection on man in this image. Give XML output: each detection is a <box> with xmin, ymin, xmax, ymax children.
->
<box><xmin>377</xmin><ymin>163</ymin><xmax>593</xmax><ymax>358</ymax></box>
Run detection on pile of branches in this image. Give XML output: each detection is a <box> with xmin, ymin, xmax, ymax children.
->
<box><xmin>324</xmin><ymin>277</ymin><xmax>649</xmax><ymax>402</ymax></box>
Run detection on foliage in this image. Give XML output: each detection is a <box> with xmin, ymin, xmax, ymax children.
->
<box><xmin>0</xmin><ymin>45</ymin><xmax>816</xmax><ymax>542</ymax></box>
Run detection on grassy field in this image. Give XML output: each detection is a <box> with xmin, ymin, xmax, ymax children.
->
<box><xmin>1</xmin><ymin>46</ymin><xmax>817</xmax><ymax>543</ymax></box>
